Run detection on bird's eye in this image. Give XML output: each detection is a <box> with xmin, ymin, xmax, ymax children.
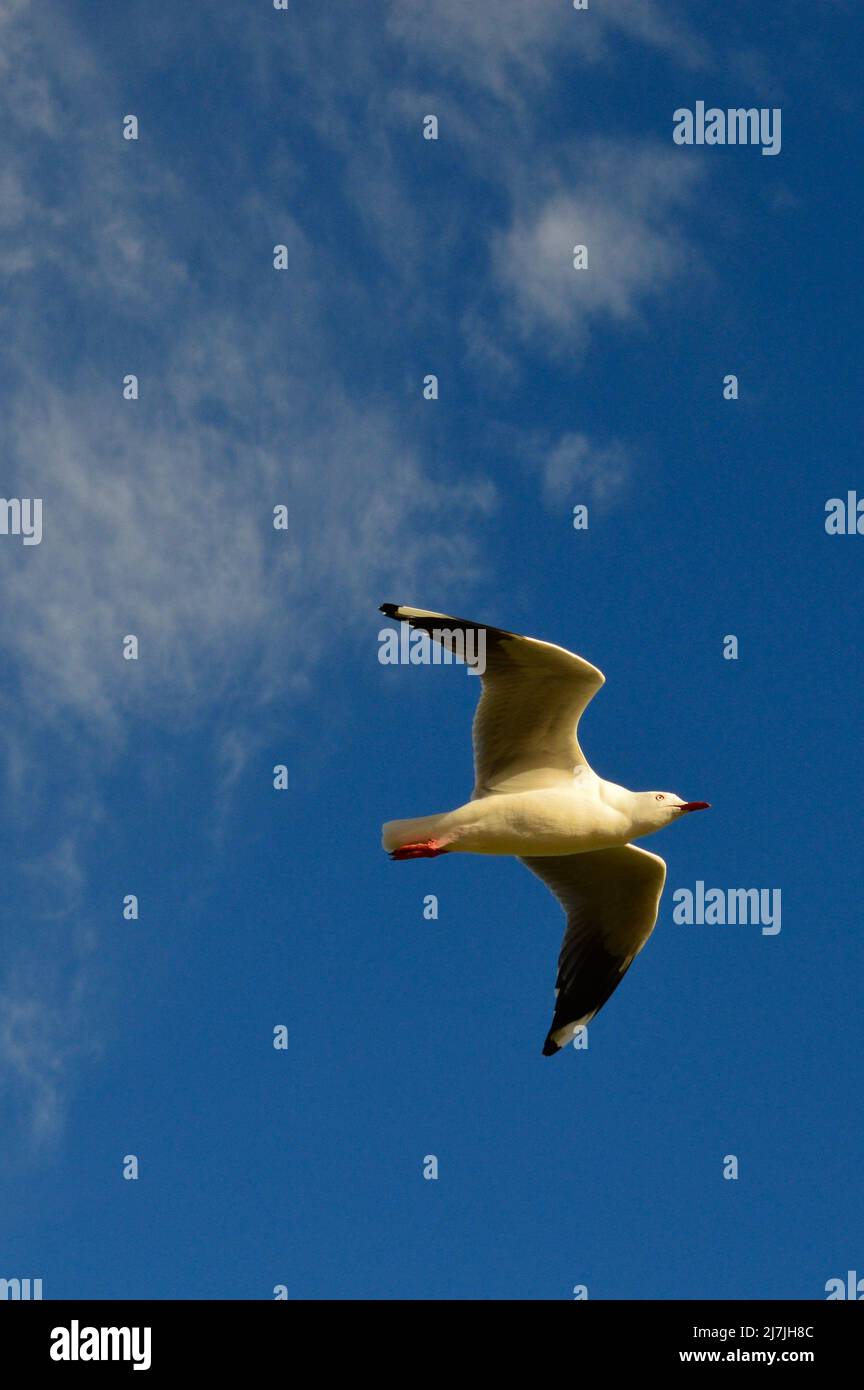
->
<box><xmin>655</xmin><ymin>794</ymin><xmax>665</xmax><ymax>801</ymax></box>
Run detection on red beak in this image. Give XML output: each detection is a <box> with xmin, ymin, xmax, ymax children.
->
<box><xmin>678</xmin><ymin>801</ymin><xmax>710</xmax><ymax>813</ymax></box>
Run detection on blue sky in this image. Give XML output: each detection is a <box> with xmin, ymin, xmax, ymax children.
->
<box><xmin>1</xmin><ymin>0</ymin><xmax>862</xmax><ymax>1299</ymax></box>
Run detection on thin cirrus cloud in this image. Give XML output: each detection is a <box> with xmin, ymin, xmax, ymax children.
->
<box><xmin>387</xmin><ymin>0</ymin><xmax>707</xmax><ymax>99</ymax></box>
<box><xmin>0</xmin><ymin>824</ymin><xmax>101</xmax><ymax>1152</ymax></box>
<box><xmin>381</xmin><ymin>7</ymin><xmax>711</xmax><ymax>377</ymax></box>
<box><xmin>541</xmin><ymin>432</ymin><xmax>632</xmax><ymax>511</ymax></box>
<box><xmin>1</xmin><ymin>351</ymin><xmax>493</xmax><ymax>1151</ymax></box>
<box><xmin>492</xmin><ymin>143</ymin><xmax>706</xmax><ymax>353</ymax></box>
<box><xmin>2</xmin><ymin>367</ymin><xmax>493</xmax><ymax>737</ymax></box>
<box><xmin>0</xmin><ymin>5</ymin><xmax>495</xmax><ymax>743</ymax></box>
<box><xmin>0</xmin><ymin>0</ymin><xmax>715</xmax><ymax>1148</ymax></box>
<box><xmin>0</xmin><ymin>2</ymin><xmax>496</xmax><ymax>1148</ymax></box>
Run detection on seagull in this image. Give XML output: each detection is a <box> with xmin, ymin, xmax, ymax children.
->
<box><xmin>380</xmin><ymin>604</ymin><xmax>710</xmax><ymax>1056</ymax></box>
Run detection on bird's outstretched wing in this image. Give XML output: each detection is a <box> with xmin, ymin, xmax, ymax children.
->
<box><xmin>519</xmin><ymin>845</ymin><xmax>667</xmax><ymax>1055</ymax></box>
<box><xmin>379</xmin><ymin>604</ymin><xmax>605</xmax><ymax>797</ymax></box>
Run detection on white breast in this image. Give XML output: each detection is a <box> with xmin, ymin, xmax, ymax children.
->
<box><xmin>443</xmin><ymin>786</ymin><xmax>629</xmax><ymax>856</ymax></box>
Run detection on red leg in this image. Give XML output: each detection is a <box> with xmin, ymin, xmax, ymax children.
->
<box><xmin>389</xmin><ymin>839</ymin><xmax>451</xmax><ymax>860</ymax></box>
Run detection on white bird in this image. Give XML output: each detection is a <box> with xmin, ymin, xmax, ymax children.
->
<box><xmin>380</xmin><ymin>604</ymin><xmax>710</xmax><ymax>1055</ymax></box>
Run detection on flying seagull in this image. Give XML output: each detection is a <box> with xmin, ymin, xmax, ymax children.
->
<box><xmin>380</xmin><ymin>604</ymin><xmax>710</xmax><ymax>1056</ymax></box>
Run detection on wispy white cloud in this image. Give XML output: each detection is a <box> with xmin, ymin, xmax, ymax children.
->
<box><xmin>0</xmin><ymin>0</ymin><xmax>62</xmax><ymax>136</ymax></box>
<box><xmin>1</xmin><ymin>993</ymin><xmax>68</xmax><ymax>1146</ymax></box>
<box><xmin>0</xmin><ymin>952</ymin><xmax>100</xmax><ymax>1149</ymax></box>
<box><xmin>540</xmin><ymin>432</ymin><xmax>632</xmax><ymax>510</ymax></box>
<box><xmin>387</xmin><ymin>0</ymin><xmax>706</xmax><ymax>100</ymax></box>
<box><xmin>492</xmin><ymin>142</ymin><xmax>705</xmax><ymax>353</ymax></box>
<box><xmin>497</xmin><ymin>423</ymin><xmax>632</xmax><ymax>515</ymax></box>
<box><xmin>2</xmin><ymin>369</ymin><xmax>493</xmax><ymax>735</ymax></box>
<box><xmin>605</xmin><ymin>0</ymin><xmax>708</xmax><ymax>70</ymax></box>
<box><xmin>1</xmin><ymin>834</ymin><xmax>99</xmax><ymax>1149</ymax></box>
<box><xmin>0</xmin><ymin>0</ymin><xmax>496</xmax><ymax>740</ymax></box>
<box><xmin>0</xmin><ymin>0</ymin><xmax>718</xmax><ymax>1150</ymax></box>
<box><xmin>0</xmin><ymin>0</ymin><xmax>496</xmax><ymax>1149</ymax></box>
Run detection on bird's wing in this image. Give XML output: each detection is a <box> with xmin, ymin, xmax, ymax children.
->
<box><xmin>379</xmin><ymin>604</ymin><xmax>605</xmax><ymax>796</ymax></box>
<box><xmin>519</xmin><ymin>844</ymin><xmax>667</xmax><ymax>1055</ymax></box>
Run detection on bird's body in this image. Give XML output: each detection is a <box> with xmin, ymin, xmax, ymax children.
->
<box><xmin>384</xmin><ymin>777</ymin><xmax>644</xmax><ymax>858</ymax></box>
<box><xmin>380</xmin><ymin>604</ymin><xmax>709</xmax><ymax>1054</ymax></box>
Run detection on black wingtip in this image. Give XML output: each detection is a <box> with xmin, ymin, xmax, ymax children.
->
<box><xmin>380</xmin><ymin>602</ymin><xmax>400</xmax><ymax>618</ymax></box>
<box><xmin>542</xmin><ymin>1038</ymin><xmax>561</xmax><ymax>1057</ymax></box>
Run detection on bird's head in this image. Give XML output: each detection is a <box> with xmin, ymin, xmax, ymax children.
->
<box><xmin>638</xmin><ymin>791</ymin><xmax>711</xmax><ymax>828</ymax></box>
